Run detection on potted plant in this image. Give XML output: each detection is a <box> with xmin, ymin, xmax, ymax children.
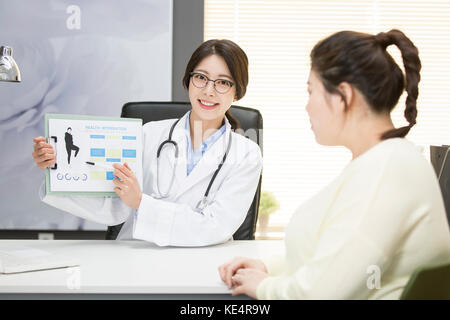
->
<box><xmin>257</xmin><ymin>190</ymin><xmax>280</xmax><ymax>235</ymax></box>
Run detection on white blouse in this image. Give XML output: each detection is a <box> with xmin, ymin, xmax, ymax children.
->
<box><xmin>257</xmin><ymin>138</ymin><xmax>450</xmax><ymax>299</ymax></box>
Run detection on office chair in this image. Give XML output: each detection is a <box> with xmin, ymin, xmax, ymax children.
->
<box><xmin>105</xmin><ymin>101</ymin><xmax>263</xmax><ymax>241</ymax></box>
<box><xmin>400</xmin><ymin>261</ymin><xmax>450</xmax><ymax>299</ymax></box>
<box><xmin>430</xmin><ymin>146</ymin><xmax>450</xmax><ymax>225</ymax></box>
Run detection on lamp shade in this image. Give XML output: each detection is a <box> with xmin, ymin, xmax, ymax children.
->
<box><xmin>0</xmin><ymin>46</ymin><xmax>21</xmax><ymax>82</ymax></box>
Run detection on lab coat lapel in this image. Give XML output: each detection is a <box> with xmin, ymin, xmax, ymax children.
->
<box><xmin>155</xmin><ymin>113</ymin><xmax>188</xmax><ymax>197</ymax></box>
<box><xmin>158</xmin><ymin>135</ymin><xmax>186</xmax><ymax>186</ymax></box>
<box><xmin>175</xmin><ymin>121</ymin><xmax>231</xmax><ymax>198</ymax></box>
<box><xmin>170</xmin><ymin>114</ymin><xmax>189</xmax><ymax>192</ymax></box>
<box><xmin>173</xmin><ymin>131</ymin><xmax>188</xmax><ymax>191</ymax></box>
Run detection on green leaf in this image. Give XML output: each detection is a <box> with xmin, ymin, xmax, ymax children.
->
<box><xmin>258</xmin><ymin>190</ymin><xmax>280</xmax><ymax>216</ymax></box>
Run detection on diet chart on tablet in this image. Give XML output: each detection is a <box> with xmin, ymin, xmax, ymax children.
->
<box><xmin>45</xmin><ymin>114</ymin><xmax>143</xmax><ymax>196</ymax></box>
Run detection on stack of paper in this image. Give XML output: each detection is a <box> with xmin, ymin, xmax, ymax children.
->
<box><xmin>0</xmin><ymin>245</ymin><xmax>80</xmax><ymax>274</ymax></box>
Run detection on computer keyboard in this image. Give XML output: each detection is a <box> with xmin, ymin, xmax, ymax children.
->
<box><xmin>0</xmin><ymin>246</ymin><xmax>79</xmax><ymax>274</ymax></box>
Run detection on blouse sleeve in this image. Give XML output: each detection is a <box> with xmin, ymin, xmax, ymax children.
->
<box><xmin>261</xmin><ymin>255</ymin><xmax>288</xmax><ymax>276</ymax></box>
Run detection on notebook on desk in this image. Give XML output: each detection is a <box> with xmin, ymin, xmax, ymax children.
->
<box><xmin>0</xmin><ymin>245</ymin><xmax>80</xmax><ymax>274</ymax></box>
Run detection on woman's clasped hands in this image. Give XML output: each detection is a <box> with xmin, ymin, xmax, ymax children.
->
<box><xmin>218</xmin><ymin>257</ymin><xmax>269</xmax><ymax>299</ymax></box>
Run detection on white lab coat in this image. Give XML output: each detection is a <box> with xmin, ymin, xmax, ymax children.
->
<box><xmin>40</xmin><ymin>112</ymin><xmax>263</xmax><ymax>246</ymax></box>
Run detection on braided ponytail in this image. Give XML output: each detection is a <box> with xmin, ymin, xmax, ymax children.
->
<box><xmin>310</xmin><ymin>29</ymin><xmax>422</xmax><ymax>140</ymax></box>
<box><xmin>375</xmin><ymin>30</ymin><xmax>421</xmax><ymax>139</ymax></box>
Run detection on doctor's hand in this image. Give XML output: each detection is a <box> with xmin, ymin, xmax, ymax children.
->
<box><xmin>32</xmin><ymin>136</ymin><xmax>56</xmax><ymax>169</ymax></box>
<box><xmin>219</xmin><ymin>257</ymin><xmax>268</xmax><ymax>289</ymax></box>
<box><xmin>112</xmin><ymin>163</ymin><xmax>142</xmax><ymax>210</ymax></box>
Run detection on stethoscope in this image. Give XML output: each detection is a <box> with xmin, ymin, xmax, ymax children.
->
<box><xmin>151</xmin><ymin>117</ymin><xmax>232</xmax><ymax>212</ymax></box>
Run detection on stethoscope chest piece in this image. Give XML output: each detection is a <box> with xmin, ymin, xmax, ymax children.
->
<box><xmin>195</xmin><ymin>197</ymin><xmax>208</xmax><ymax>212</ymax></box>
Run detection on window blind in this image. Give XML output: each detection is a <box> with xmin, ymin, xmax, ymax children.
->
<box><xmin>204</xmin><ymin>0</ymin><xmax>450</xmax><ymax>234</ymax></box>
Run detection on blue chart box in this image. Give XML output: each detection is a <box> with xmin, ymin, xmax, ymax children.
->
<box><xmin>90</xmin><ymin>148</ymin><xmax>106</xmax><ymax>157</ymax></box>
<box><xmin>106</xmin><ymin>171</ymin><xmax>115</xmax><ymax>180</ymax></box>
<box><xmin>122</xmin><ymin>149</ymin><xmax>137</xmax><ymax>158</ymax></box>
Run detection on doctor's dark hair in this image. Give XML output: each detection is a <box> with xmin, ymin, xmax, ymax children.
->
<box><xmin>183</xmin><ymin>39</ymin><xmax>249</xmax><ymax>130</ymax></box>
<box><xmin>310</xmin><ymin>29</ymin><xmax>421</xmax><ymax>139</ymax></box>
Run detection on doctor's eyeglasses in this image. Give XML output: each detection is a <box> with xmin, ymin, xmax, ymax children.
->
<box><xmin>190</xmin><ymin>72</ymin><xmax>235</xmax><ymax>94</ymax></box>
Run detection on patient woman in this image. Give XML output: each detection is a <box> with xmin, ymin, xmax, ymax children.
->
<box><xmin>219</xmin><ymin>29</ymin><xmax>450</xmax><ymax>299</ymax></box>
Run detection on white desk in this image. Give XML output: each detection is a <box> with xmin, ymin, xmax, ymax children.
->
<box><xmin>0</xmin><ymin>240</ymin><xmax>284</xmax><ymax>299</ymax></box>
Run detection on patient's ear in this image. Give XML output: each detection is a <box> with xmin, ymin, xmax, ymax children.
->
<box><xmin>337</xmin><ymin>82</ymin><xmax>354</xmax><ymax>110</ymax></box>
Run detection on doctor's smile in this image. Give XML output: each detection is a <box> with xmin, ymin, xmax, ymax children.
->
<box><xmin>198</xmin><ymin>99</ymin><xmax>219</xmax><ymax>110</ymax></box>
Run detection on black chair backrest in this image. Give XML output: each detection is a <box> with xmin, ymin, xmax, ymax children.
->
<box><xmin>400</xmin><ymin>261</ymin><xmax>450</xmax><ymax>299</ymax></box>
<box><xmin>105</xmin><ymin>101</ymin><xmax>263</xmax><ymax>241</ymax></box>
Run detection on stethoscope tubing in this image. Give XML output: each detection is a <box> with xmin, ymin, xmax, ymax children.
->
<box><xmin>153</xmin><ymin>117</ymin><xmax>232</xmax><ymax>210</ymax></box>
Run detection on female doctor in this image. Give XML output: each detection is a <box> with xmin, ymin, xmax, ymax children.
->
<box><xmin>32</xmin><ymin>39</ymin><xmax>263</xmax><ymax>247</ymax></box>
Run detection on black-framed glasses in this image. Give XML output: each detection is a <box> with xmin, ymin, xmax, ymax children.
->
<box><xmin>189</xmin><ymin>72</ymin><xmax>235</xmax><ymax>94</ymax></box>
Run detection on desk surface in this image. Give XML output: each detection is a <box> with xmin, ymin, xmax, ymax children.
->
<box><xmin>0</xmin><ymin>240</ymin><xmax>284</xmax><ymax>296</ymax></box>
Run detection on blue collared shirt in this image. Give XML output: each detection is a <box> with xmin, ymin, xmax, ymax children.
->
<box><xmin>185</xmin><ymin>112</ymin><xmax>226</xmax><ymax>176</ymax></box>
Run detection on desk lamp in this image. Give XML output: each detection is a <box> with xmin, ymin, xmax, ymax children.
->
<box><xmin>0</xmin><ymin>46</ymin><xmax>21</xmax><ymax>82</ymax></box>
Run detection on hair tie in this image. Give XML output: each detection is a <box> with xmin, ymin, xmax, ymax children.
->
<box><xmin>374</xmin><ymin>32</ymin><xmax>392</xmax><ymax>50</ymax></box>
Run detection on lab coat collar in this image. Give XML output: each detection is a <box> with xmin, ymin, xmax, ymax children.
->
<box><xmin>173</xmin><ymin>114</ymin><xmax>232</xmax><ymax>198</ymax></box>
